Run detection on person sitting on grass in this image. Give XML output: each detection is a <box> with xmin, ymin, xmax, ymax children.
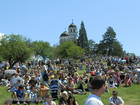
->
<box><xmin>66</xmin><ymin>77</ymin><xmax>86</xmax><ymax>95</ymax></box>
<box><xmin>37</xmin><ymin>82</ymin><xmax>49</xmax><ymax>99</ymax></box>
<box><xmin>76</xmin><ymin>76</ymin><xmax>85</xmax><ymax>92</ymax></box>
<box><xmin>12</xmin><ymin>85</ymin><xmax>27</xmax><ymax>105</ymax></box>
<box><xmin>59</xmin><ymin>91</ymin><xmax>68</xmax><ymax>105</ymax></box>
<box><xmin>109</xmin><ymin>90</ymin><xmax>124</xmax><ymax>105</ymax></box>
<box><xmin>44</xmin><ymin>94</ymin><xmax>56</xmax><ymax>105</ymax></box>
<box><xmin>107</xmin><ymin>75</ymin><xmax>117</xmax><ymax>88</ymax></box>
<box><xmin>82</xmin><ymin>72</ymin><xmax>88</xmax><ymax>83</ymax></box>
<box><xmin>124</xmin><ymin>74</ymin><xmax>132</xmax><ymax>87</ymax></box>
<box><xmin>120</xmin><ymin>71</ymin><xmax>125</xmax><ymax>84</ymax></box>
<box><xmin>67</xmin><ymin>95</ymin><xmax>78</xmax><ymax>105</ymax></box>
<box><xmin>115</xmin><ymin>68</ymin><xmax>120</xmax><ymax>87</ymax></box>
<box><xmin>28</xmin><ymin>85</ymin><xmax>37</xmax><ymax>103</ymax></box>
<box><xmin>131</xmin><ymin>71</ymin><xmax>138</xmax><ymax>83</ymax></box>
<box><xmin>59</xmin><ymin>76</ymin><xmax>67</xmax><ymax>92</ymax></box>
<box><xmin>74</xmin><ymin>72</ymin><xmax>79</xmax><ymax>84</ymax></box>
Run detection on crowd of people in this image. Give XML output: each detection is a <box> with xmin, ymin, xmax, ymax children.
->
<box><xmin>1</xmin><ymin>55</ymin><xmax>140</xmax><ymax>105</ymax></box>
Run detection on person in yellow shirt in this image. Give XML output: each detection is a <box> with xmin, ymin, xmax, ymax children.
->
<box><xmin>37</xmin><ymin>82</ymin><xmax>49</xmax><ymax>98</ymax></box>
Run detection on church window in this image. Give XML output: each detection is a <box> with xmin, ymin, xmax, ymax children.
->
<box><xmin>71</xmin><ymin>29</ymin><xmax>72</xmax><ymax>32</ymax></box>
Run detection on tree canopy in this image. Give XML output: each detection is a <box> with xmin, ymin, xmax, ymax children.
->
<box><xmin>32</xmin><ymin>41</ymin><xmax>53</xmax><ymax>60</ymax></box>
<box><xmin>0</xmin><ymin>34</ymin><xmax>33</xmax><ymax>68</ymax></box>
<box><xmin>95</xmin><ymin>26</ymin><xmax>124</xmax><ymax>56</ymax></box>
<box><xmin>56</xmin><ymin>41</ymin><xmax>85</xmax><ymax>58</ymax></box>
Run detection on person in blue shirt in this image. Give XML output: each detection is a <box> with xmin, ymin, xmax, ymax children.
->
<box><xmin>12</xmin><ymin>85</ymin><xmax>27</xmax><ymax>105</ymax></box>
<box><xmin>28</xmin><ymin>85</ymin><xmax>37</xmax><ymax>103</ymax></box>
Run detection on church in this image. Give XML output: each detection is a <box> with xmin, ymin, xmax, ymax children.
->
<box><xmin>59</xmin><ymin>22</ymin><xmax>78</xmax><ymax>45</ymax></box>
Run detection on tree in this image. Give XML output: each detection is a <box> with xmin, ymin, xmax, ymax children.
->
<box><xmin>0</xmin><ymin>55</ymin><xmax>3</xmax><ymax>63</ymax></box>
<box><xmin>88</xmin><ymin>39</ymin><xmax>96</xmax><ymax>54</ymax></box>
<box><xmin>95</xmin><ymin>40</ymin><xmax>107</xmax><ymax>55</ymax></box>
<box><xmin>66</xmin><ymin>45</ymin><xmax>85</xmax><ymax>58</ymax></box>
<box><xmin>32</xmin><ymin>41</ymin><xmax>53</xmax><ymax>60</ymax></box>
<box><xmin>95</xmin><ymin>26</ymin><xmax>124</xmax><ymax>56</ymax></box>
<box><xmin>102</xmin><ymin>26</ymin><xmax>117</xmax><ymax>56</ymax></box>
<box><xmin>110</xmin><ymin>41</ymin><xmax>124</xmax><ymax>56</ymax></box>
<box><xmin>0</xmin><ymin>34</ymin><xmax>33</xmax><ymax>68</ymax></box>
<box><xmin>56</xmin><ymin>41</ymin><xmax>85</xmax><ymax>58</ymax></box>
<box><xmin>78</xmin><ymin>21</ymin><xmax>89</xmax><ymax>53</ymax></box>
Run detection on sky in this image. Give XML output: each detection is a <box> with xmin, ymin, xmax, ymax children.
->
<box><xmin>0</xmin><ymin>0</ymin><xmax>140</xmax><ymax>55</ymax></box>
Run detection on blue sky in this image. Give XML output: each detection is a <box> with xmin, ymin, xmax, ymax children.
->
<box><xmin>0</xmin><ymin>0</ymin><xmax>140</xmax><ymax>55</ymax></box>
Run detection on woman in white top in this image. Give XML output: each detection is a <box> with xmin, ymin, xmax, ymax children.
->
<box><xmin>44</xmin><ymin>94</ymin><xmax>56</xmax><ymax>105</ymax></box>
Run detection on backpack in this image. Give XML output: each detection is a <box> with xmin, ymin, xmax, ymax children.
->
<box><xmin>43</xmin><ymin>73</ymin><xmax>48</xmax><ymax>81</ymax></box>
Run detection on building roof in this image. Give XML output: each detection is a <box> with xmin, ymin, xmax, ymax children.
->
<box><xmin>60</xmin><ymin>31</ymin><xmax>68</xmax><ymax>37</ymax></box>
<box><xmin>69</xmin><ymin>22</ymin><xmax>76</xmax><ymax>28</ymax></box>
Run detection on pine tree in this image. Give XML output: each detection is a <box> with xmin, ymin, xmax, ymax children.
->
<box><xmin>102</xmin><ymin>26</ymin><xmax>117</xmax><ymax>56</ymax></box>
<box><xmin>95</xmin><ymin>26</ymin><xmax>124</xmax><ymax>56</ymax></box>
<box><xmin>78</xmin><ymin>21</ymin><xmax>89</xmax><ymax>53</ymax></box>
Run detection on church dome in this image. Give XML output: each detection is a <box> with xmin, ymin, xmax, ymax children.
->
<box><xmin>60</xmin><ymin>31</ymin><xmax>68</xmax><ymax>37</ymax></box>
<box><xmin>69</xmin><ymin>23</ymin><xmax>76</xmax><ymax>28</ymax></box>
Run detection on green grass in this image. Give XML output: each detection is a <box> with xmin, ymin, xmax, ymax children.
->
<box><xmin>1</xmin><ymin>83</ymin><xmax>140</xmax><ymax>105</ymax></box>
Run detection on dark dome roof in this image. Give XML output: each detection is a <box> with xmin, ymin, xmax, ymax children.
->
<box><xmin>60</xmin><ymin>31</ymin><xmax>68</xmax><ymax>37</ymax></box>
<box><xmin>69</xmin><ymin>23</ymin><xmax>76</xmax><ymax>28</ymax></box>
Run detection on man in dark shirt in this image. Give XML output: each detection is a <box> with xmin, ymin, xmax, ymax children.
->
<box><xmin>120</xmin><ymin>72</ymin><xmax>125</xmax><ymax>83</ymax></box>
<box><xmin>29</xmin><ymin>75</ymin><xmax>37</xmax><ymax>86</ymax></box>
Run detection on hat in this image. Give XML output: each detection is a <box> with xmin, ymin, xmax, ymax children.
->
<box><xmin>120</xmin><ymin>71</ymin><xmax>124</xmax><ymax>73</ymax></box>
<box><xmin>31</xmin><ymin>75</ymin><xmax>35</xmax><ymax>78</ymax></box>
<box><xmin>62</xmin><ymin>91</ymin><xmax>68</xmax><ymax>96</ymax></box>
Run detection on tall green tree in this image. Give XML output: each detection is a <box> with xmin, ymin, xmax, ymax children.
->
<box><xmin>102</xmin><ymin>26</ymin><xmax>116</xmax><ymax>55</ymax></box>
<box><xmin>95</xmin><ymin>26</ymin><xmax>124</xmax><ymax>56</ymax></box>
<box><xmin>78</xmin><ymin>21</ymin><xmax>89</xmax><ymax>53</ymax></box>
<box><xmin>32</xmin><ymin>41</ymin><xmax>53</xmax><ymax>60</ymax></box>
<box><xmin>88</xmin><ymin>39</ymin><xmax>96</xmax><ymax>54</ymax></box>
<box><xmin>57</xmin><ymin>41</ymin><xmax>85</xmax><ymax>58</ymax></box>
<box><xmin>110</xmin><ymin>41</ymin><xmax>124</xmax><ymax>56</ymax></box>
<box><xmin>0</xmin><ymin>34</ymin><xmax>33</xmax><ymax>68</ymax></box>
<box><xmin>95</xmin><ymin>40</ymin><xmax>107</xmax><ymax>55</ymax></box>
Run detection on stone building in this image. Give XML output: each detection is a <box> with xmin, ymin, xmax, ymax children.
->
<box><xmin>59</xmin><ymin>22</ymin><xmax>78</xmax><ymax>45</ymax></box>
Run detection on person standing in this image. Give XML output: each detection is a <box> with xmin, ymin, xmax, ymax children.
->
<box><xmin>85</xmin><ymin>75</ymin><xmax>106</xmax><ymax>105</ymax></box>
<box><xmin>109</xmin><ymin>90</ymin><xmax>124</xmax><ymax>105</ymax></box>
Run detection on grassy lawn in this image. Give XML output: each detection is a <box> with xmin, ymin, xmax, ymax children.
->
<box><xmin>1</xmin><ymin>83</ymin><xmax>140</xmax><ymax>105</ymax></box>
